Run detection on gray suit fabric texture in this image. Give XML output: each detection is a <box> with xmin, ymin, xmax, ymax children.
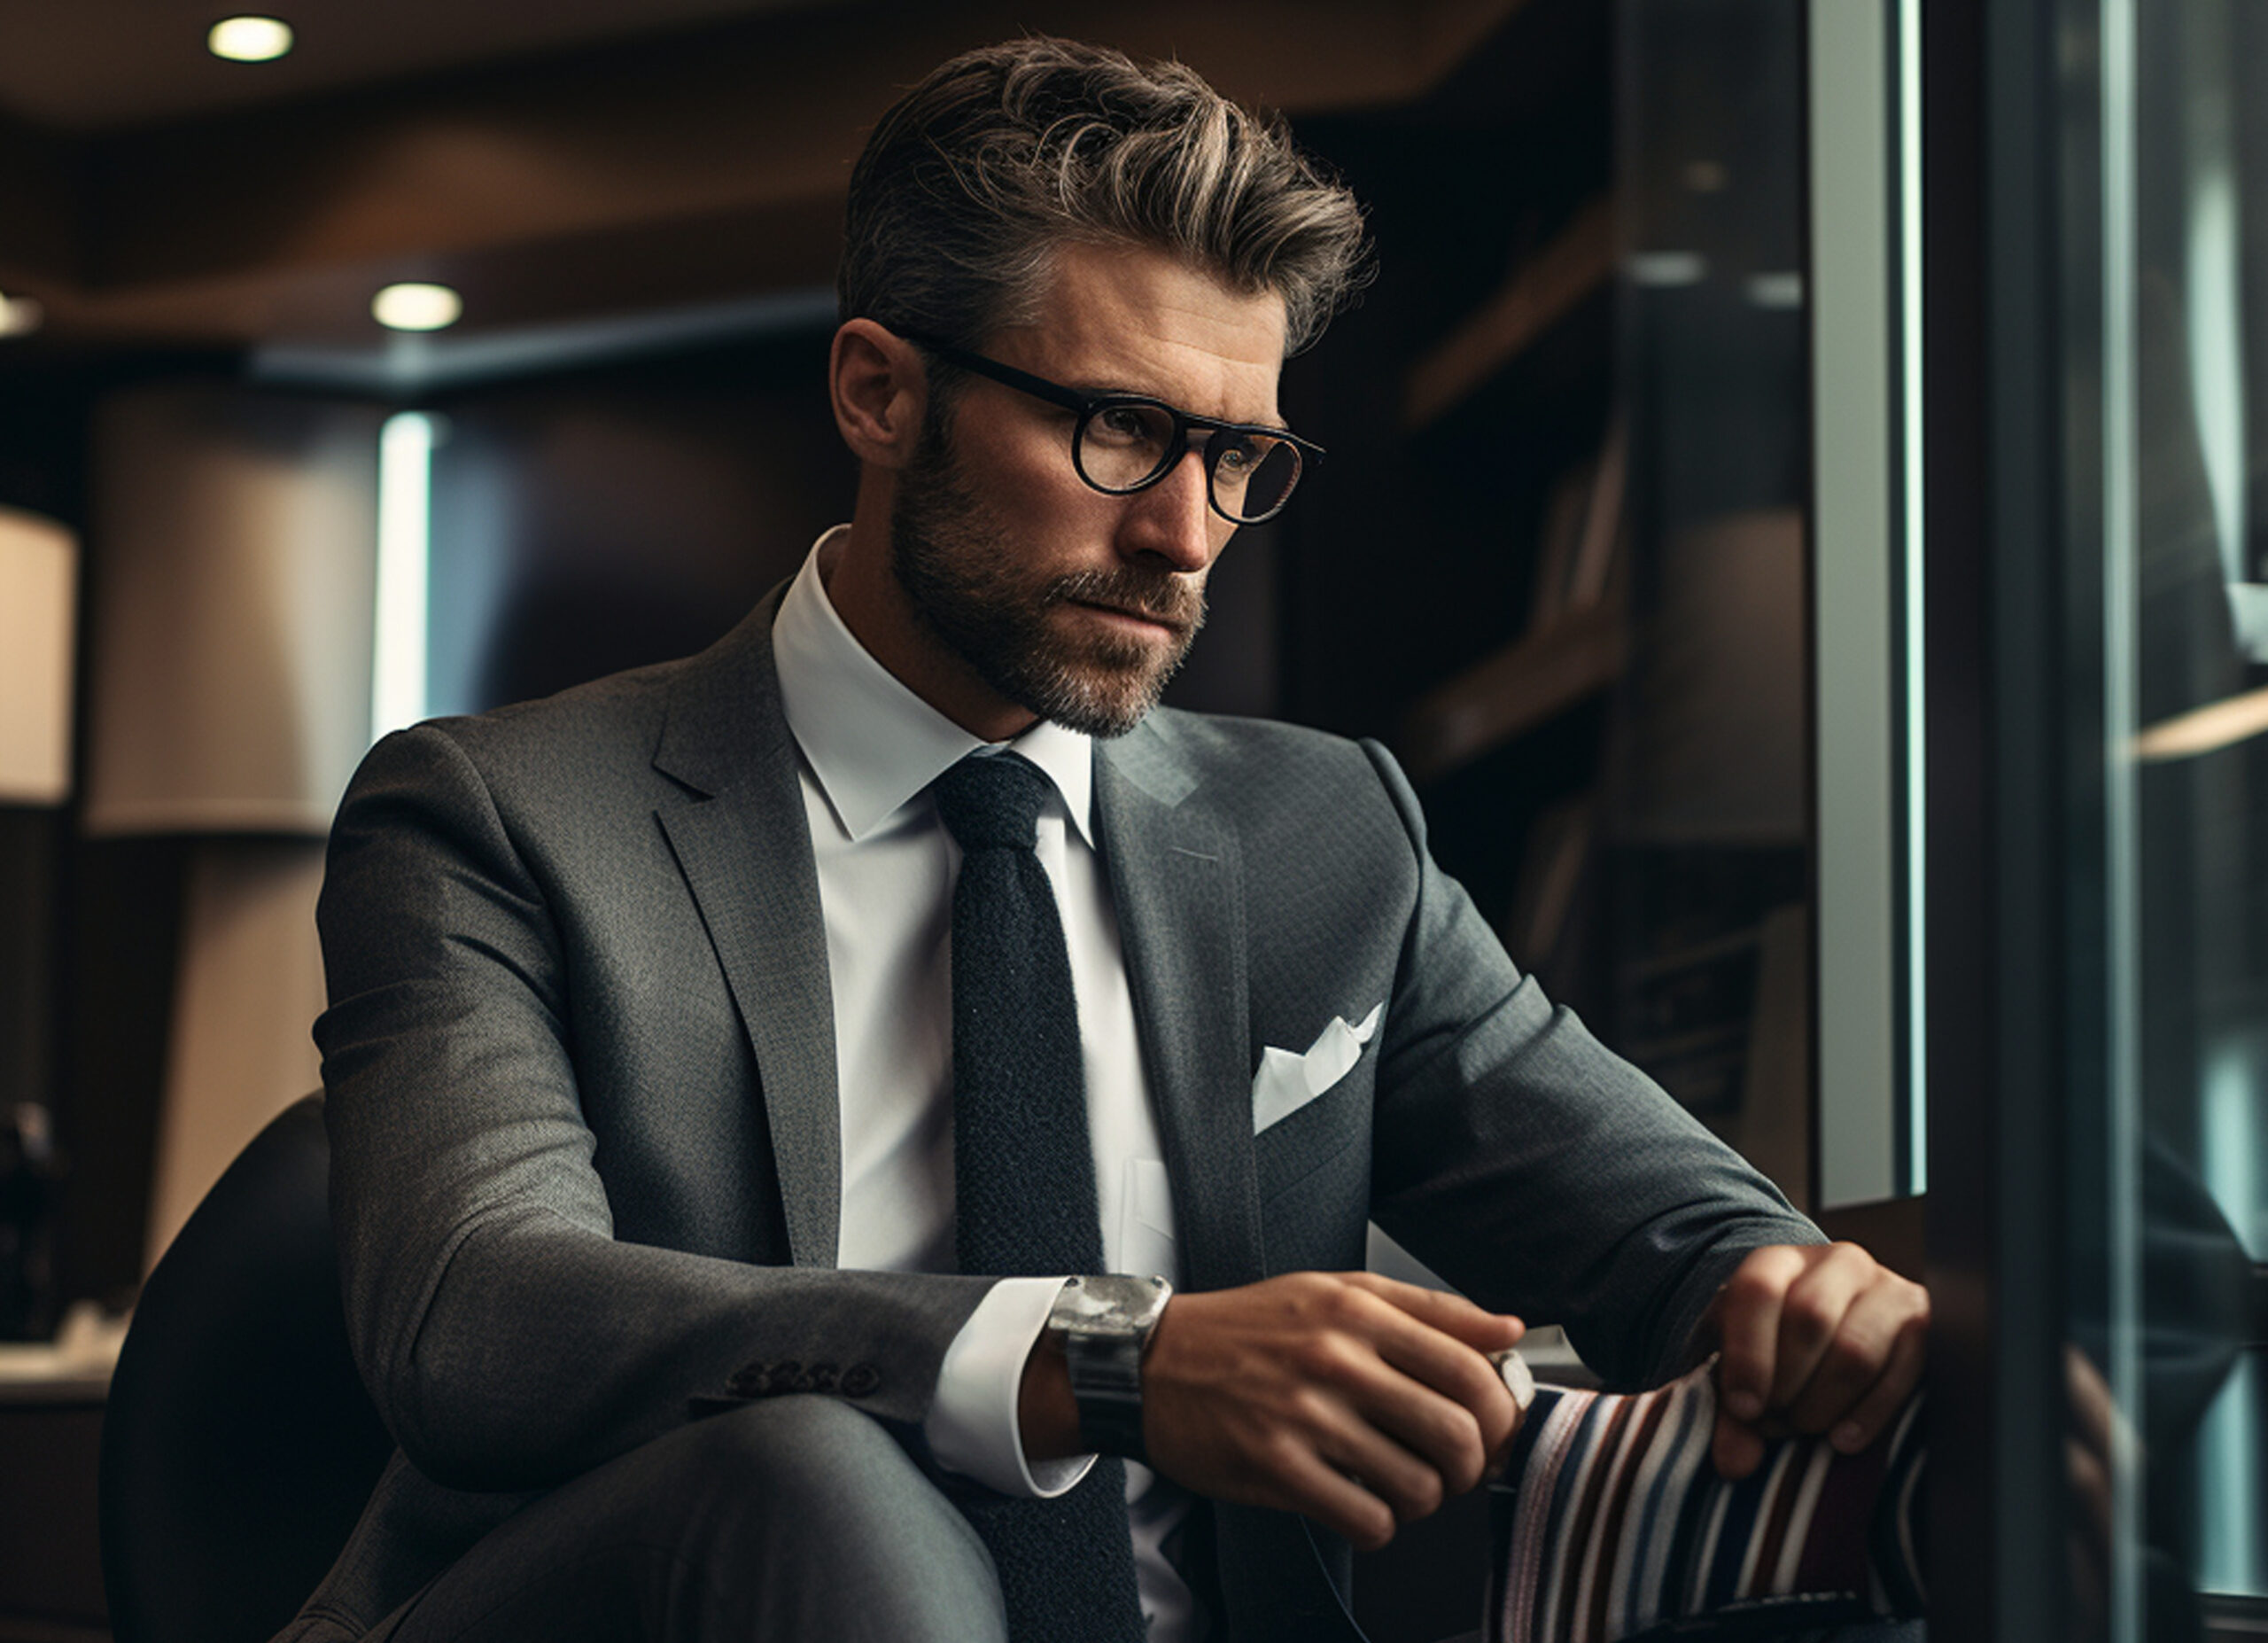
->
<box><xmin>281</xmin><ymin>585</ymin><xmax>1819</xmax><ymax>1642</ymax></box>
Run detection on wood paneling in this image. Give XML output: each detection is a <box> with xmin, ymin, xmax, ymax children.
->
<box><xmin>11</xmin><ymin>0</ymin><xmax>1526</xmax><ymax>347</ymax></box>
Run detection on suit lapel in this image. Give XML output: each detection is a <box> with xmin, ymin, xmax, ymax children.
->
<box><xmin>652</xmin><ymin>592</ymin><xmax>842</xmax><ymax>1269</ymax></box>
<box><xmin>1096</xmin><ymin>722</ymin><xmax>1264</xmax><ymax>1293</ymax></box>
<box><xmin>640</xmin><ymin>601</ymin><xmax>1265</xmax><ymax>1287</ymax></box>
<box><xmin>1101</xmin><ymin>723</ymin><xmax>1363</xmax><ymax>1640</ymax></box>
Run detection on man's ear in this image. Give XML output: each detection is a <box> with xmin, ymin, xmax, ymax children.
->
<box><xmin>830</xmin><ymin>319</ymin><xmax>928</xmax><ymax>469</ymax></box>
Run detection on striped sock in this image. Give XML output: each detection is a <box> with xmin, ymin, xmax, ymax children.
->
<box><xmin>1486</xmin><ymin>1358</ymin><xmax>1925</xmax><ymax>1643</ymax></box>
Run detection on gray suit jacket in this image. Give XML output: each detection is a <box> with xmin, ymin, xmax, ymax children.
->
<box><xmin>283</xmin><ymin>588</ymin><xmax>1815</xmax><ymax>1641</ymax></box>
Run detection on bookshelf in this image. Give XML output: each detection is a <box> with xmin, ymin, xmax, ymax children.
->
<box><xmin>1401</xmin><ymin>195</ymin><xmax>1614</xmax><ymax>432</ymax></box>
<box><xmin>1397</xmin><ymin>414</ymin><xmax>1630</xmax><ymax>783</ymax></box>
<box><xmin>1282</xmin><ymin>0</ymin><xmax>1817</xmax><ymax>1212</ymax></box>
<box><xmin>1397</xmin><ymin>594</ymin><xmax>1627</xmax><ymax>783</ymax></box>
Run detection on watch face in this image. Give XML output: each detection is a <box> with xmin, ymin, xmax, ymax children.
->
<box><xmin>1053</xmin><ymin>1274</ymin><xmax>1168</xmax><ymax>1334</ymax></box>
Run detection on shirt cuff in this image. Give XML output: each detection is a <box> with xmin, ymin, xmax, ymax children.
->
<box><xmin>926</xmin><ymin>1275</ymin><xmax>1096</xmax><ymax>1499</ymax></box>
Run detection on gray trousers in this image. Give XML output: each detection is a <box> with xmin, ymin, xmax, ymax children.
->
<box><xmin>359</xmin><ymin>1398</ymin><xmax>1931</xmax><ymax>1643</ymax></box>
<box><xmin>372</xmin><ymin>1398</ymin><xmax>1009</xmax><ymax>1642</ymax></box>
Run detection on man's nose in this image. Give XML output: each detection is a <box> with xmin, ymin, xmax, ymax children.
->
<box><xmin>1119</xmin><ymin>447</ymin><xmax>1223</xmax><ymax>572</ymax></box>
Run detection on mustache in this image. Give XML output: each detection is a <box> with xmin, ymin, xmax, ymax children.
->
<box><xmin>1046</xmin><ymin>568</ymin><xmax>1207</xmax><ymax>635</ymax></box>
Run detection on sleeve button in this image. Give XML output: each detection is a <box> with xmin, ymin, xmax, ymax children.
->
<box><xmin>840</xmin><ymin>1363</ymin><xmax>882</xmax><ymax>1398</ymax></box>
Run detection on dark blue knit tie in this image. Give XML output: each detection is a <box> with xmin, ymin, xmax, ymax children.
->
<box><xmin>934</xmin><ymin>751</ymin><xmax>1146</xmax><ymax>1643</ymax></box>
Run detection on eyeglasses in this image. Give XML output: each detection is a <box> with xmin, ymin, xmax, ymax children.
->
<box><xmin>898</xmin><ymin>330</ymin><xmax>1323</xmax><ymax>526</ymax></box>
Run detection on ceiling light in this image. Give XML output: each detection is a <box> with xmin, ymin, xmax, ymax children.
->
<box><xmin>1627</xmin><ymin>252</ymin><xmax>1707</xmax><ymax>289</ymax></box>
<box><xmin>0</xmin><ymin>292</ymin><xmax>44</xmax><ymax>338</ymax></box>
<box><xmin>372</xmin><ymin>283</ymin><xmax>462</xmax><ymax>332</ymax></box>
<box><xmin>1744</xmin><ymin>271</ymin><xmax>1805</xmax><ymax>310</ymax></box>
<box><xmin>207</xmin><ymin>16</ymin><xmax>294</xmax><ymax>62</ymax></box>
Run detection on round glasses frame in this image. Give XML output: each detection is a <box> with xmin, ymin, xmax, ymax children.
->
<box><xmin>898</xmin><ymin>329</ymin><xmax>1324</xmax><ymax>526</ymax></box>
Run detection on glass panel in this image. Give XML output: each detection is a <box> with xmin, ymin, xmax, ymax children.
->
<box><xmin>2069</xmin><ymin>0</ymin><xmax>2268</xmax><ymax>1631</ymax></box>
<box><xmin>1808</xmin><ymin>0</ymin><xmax>1926</xmax><ymax>1207</ymax></box>
<box><xmin>1608</xmin><ymin>0</ymin><xmax>1814</xmax><ymax>1205</ymax></box>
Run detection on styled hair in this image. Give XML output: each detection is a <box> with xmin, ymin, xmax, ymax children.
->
<box><xmin>838</xmin><ymin>36</ymin><xmax>1371</xmax><ymax>358</ymax></box>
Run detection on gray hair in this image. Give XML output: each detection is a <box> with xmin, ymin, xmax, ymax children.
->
<box><xmin>838</xmin><ymin>36</ymin><xmax>1371</xmax><ymax>358</ymax></box>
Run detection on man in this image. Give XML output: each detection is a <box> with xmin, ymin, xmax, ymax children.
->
<box><xmin>287</xmin><ymin>36</ymin><xmax>1926</xmax><ymax>1643</ymax></box>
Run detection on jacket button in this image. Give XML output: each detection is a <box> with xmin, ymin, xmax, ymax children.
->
<box><xmin>840</xmin><ymin>1363</ymin><xmax>881</xmax><ymax>1398</ymax></box>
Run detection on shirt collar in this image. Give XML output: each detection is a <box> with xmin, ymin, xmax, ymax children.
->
<box><xmin>772</xmin><ymin>526</ymin><xmax>1095</xmax><ymax>847</ymax></box>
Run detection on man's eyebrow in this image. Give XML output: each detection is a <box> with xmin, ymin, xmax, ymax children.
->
<box><xmin>1070</xmin><ymin>381</ymin><xmax>1292</xmax><ymax>430</ymax></box>
<box><xmin>1057</xmin><ymin>372</ymin><xmax>1167</xmax><ymax>401</ymax></box>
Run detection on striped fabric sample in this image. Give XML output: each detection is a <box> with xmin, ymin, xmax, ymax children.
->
<box><xmin>1486</xmin><ymin>1359</ymin><xmax>1925</xmax><ymax>1643</ymax></box>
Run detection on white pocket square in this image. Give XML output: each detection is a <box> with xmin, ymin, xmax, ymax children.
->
<box><xmin>1252</xmin><ymin>1002</ymin><xmax>1384</xmax><ymax>1135</ymax></box>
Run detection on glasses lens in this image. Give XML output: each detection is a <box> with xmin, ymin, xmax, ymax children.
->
<box><xmin>1076</xmin><ymin>402</ymin><xmax>1178</xmax><ymax>491</ymax></box>
<box><xmin>1212</xmin><ymin>433</ymin><xmax>1303</xmax><ymax>523</ymax></box>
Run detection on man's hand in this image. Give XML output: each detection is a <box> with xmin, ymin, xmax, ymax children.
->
<box><xmin>1132</xmin><ymin>1272</ymin><xmax>1522</xmax><ymax>1552</ymax></box>
<box><xmin>1706</xmin><ymin>1242</ymin><xmax>1929</xmax><ymax>1480</ymax></box>
<box><xmin>2062</xmin><ymin>1344</ymin><xmax>2119</xmax><ymax>1637</ymax></box>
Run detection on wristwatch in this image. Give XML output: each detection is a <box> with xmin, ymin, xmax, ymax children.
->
<box><xmin>1047</xmin><ymin>1273</ymin><xmax>1172</xmax><ymax>1465</ymax></box>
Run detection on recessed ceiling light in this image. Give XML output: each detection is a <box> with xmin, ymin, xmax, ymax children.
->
<box><xmin>0</xmin><ymin>292</ymin><xmax>44</xmax><ymax>339</ymax></box>
<box><xmin>372</xmin><ymin>283</ymin><xmax>463</xmax><ymax>332</ymax></box>
<box><xmin>1626</xmin><ymin>251</ymin><xmax>1708</xmax><ymax>288</ymax></box>
<box><xmin>207</xmin><ymin>16</ymin><xmax>294</xmax><ymax>63</ymax></box>
<box><xmin>1744</xmin><ymin>271</ymin><xmax>1805</xmax><ymax>310</ymax></box>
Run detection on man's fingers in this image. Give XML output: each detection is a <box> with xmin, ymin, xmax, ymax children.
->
<box><xmin>2067</xmin><ymin>1429</ymin><xmax>2114</xmax><ymax>1552</ymax></box>
<box><xmin>1705</xmin><ymin>1243</ymin><xmax>1929</xmax><ymax>1479</ymax></box>
<box><xmin>1272</xmin><ymin>1446</ymin><xmax>1402</xmax><ymax>1552</ymax></box>
<box><xmin>1315</xmin><ymin>1413</ymin><xmax>1455</xmax><ymax>1527</ymax></box>
<box><xmin>1820</xmin><ymin>1315</ymin><xmax>1926</xmax><ymax>1452</ymax></box>
<box><xmin>1783</xmin><ymin>1277</ymin><xmax>1926</xmax><ymax>1438</ymax></box>
<box><xmin>1284</xmin><ymin>1404</ymin><xmax>1474</xmax><ymax>1546</ymax></box>
<box><xmin>2064</xmin><ymin>1345</ymin><xmax>2116</xmax><ymax>1460</ymax></box>
<box><xmin>1763</xmin><ymin>1246</ymin><xmax>1880</xmax><ymax>1411</ymax></box>
<box><xmin>1344</xmin><ymin>1272</ymin><xmax>1526</xmax><ymax>1353</ymax></box>
<box><xmin>1712</xmin><ymin>1409</ymin><xmax>1767</xmax><ymax>1480</ymax></box>
<box><xmin>1360</xmin><ymin>1365</ymin><xmax>1505</xmax><ymax>1495</ymax></box>
<box><xmin>1289</xmin><ymin>1275</ymin><xmax>1520</xmax><ymax>1480</ymax></box>
<box><xmin>1365</xmin><ymin>1318</ymin><xmax>1519</xmax><ymax>1456</ymax></box>
<box><xmin>1713</xmin><ymin>1245</ymin><xmax>1807</xmax><ymax>1421</ymax></box>
<box><xmin>1141</xmin><ymin>1272</ymin><xmax>1533</xmax><ymax>1535</ymax></box>
<box><xmin>1273</xmin><ymin>1303</ymin><xmax>1506</xmax><ymax>1493</ymax></box>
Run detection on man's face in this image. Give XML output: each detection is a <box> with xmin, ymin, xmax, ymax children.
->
<box><xmin>888</xmin><ymin>241</ymin><xmax>1289</xmax><ymax>737</ymax></box>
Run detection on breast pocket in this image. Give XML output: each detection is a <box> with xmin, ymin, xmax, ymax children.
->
<box><xmin>1254</xmin><ymin>1060</ymin><xmax>1374</xmax><ymax>1275</ymax></box>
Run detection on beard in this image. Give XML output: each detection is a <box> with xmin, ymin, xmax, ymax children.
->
<box><xmin>888</xmin><ymin>411</ymin><xmax>1207</xmax><ymax>739</ymax></box>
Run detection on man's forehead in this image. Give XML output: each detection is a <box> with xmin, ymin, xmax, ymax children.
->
<box><xmin>991</xmin><ymin>242</ymin><xmax>1288</xmax><ymax>420</ymax></box>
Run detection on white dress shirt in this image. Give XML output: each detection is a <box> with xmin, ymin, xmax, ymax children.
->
<box><xmin>770</xmin><ymin>527</ymin><xmax>1207</xmax><ymax>1640</ymax></box>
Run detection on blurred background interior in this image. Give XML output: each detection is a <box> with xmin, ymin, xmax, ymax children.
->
<box><xmin>0</xmin><ymin>1</ymin><xmax>2261</xmax><ymax>1640</ymax></box>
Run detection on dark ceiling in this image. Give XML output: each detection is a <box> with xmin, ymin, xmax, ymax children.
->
<box><xmin>0</xmin><ymin>0</ymin><xmax>827</xmax><ymax>133</ymax></box>
<box><xmin>0</xmin><ymin>0</ymin><xmax>1524</xmax><ymax>354</ymax></box>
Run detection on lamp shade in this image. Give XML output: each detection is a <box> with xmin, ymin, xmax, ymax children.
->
<box><xmin>0</xmin><ymin>507</ymin><xmax>77</xmax><ymax>806</ymax></box>
<box><xmin>83</xmin><ymin>384</ymin><xmax>381</xmax><ymax>836</ymax></box>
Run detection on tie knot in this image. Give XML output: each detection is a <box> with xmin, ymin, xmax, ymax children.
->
<box><xmin>934</xmin><ymin>752</ymin><xmax>1052</xmax><ymax>852</ymax></box>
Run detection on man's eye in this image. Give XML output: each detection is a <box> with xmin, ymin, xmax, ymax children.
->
<box><xmin>1215</xmin><ymin>438</ymin><xmax>1259</xmax><ymax>477</ymax></box>
<box><xmin>1092</xmin><ymin>408</ymin><xmax>1155</xmax><ymax>444</ymax></box>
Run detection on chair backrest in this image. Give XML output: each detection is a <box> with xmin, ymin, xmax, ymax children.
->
<box><xmin>99</xmin><ymin>1094</ymin><xmax>393</xmax><ymax>1643</ymax></box>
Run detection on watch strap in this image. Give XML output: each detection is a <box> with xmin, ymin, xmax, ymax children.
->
<box><xmin>1052</xmin><ymin>1275</ymin><xmax>1169</xmax><ymax>1466</ymax></box>
<box><xmin>1066</xmin><ymin>1330</ymin><xmax>1150</xmax><ymax>1464</ymax></box>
